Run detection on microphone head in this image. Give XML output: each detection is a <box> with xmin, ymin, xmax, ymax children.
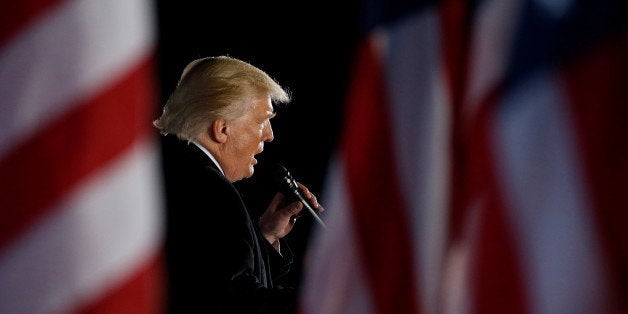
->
<box><xmin>273</xmin><ymin>163</ymin><xmax>299</xmax><ymax>200</ymax></box>
<box><xmin>276</xmin><ymin>163</ymin><xmax>290</xmax><ymax>178</ymax></box>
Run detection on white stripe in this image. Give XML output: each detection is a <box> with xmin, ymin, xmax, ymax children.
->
<box><xmin>300</xmin><ymin>155</ymin><xmax>374</xmax><ymax>314</ymax></box>
<box><xmin>441</xmin><ymin>199</ymin><xmax>484</xmax><ymax>314</ymax></box>
<box><xmin>0</xmin><ymin>139</ymin><xmax>164</xmax><ymax>313</ymax></box>
<box><xmin>465</xmin><ymin>0</ymin><xmax>523</xmax><ymax>118</ymax></box>
<box><xmin>440</xmin><ymin>243</ymin><xmax>471</xmax><ymax>314</ymax></box>
<box><xmin>0</xmin><ymin>0</ymin><xmax>155</xmax><ymax>159</ymax></box>
<box><xmin>493</xmin><ymin>71</ymin><xmax>608</xmax><ymax>314</ymax></box>
<box><xmin>383</xmin><ymin>8</ymin><xmax>451</xmax><ymax>314</ymax></box>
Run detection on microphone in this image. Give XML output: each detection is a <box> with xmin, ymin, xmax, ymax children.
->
<box><xmin>275</xmin><ymin>164</ymin><xmax>327</xmax><ymax>229</ymax></box>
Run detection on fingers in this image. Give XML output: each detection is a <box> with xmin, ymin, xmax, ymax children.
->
<box><xmin>279</xmin><ymin>195</ymin><xmax>304</xmax><ymax>229</ymax></box>
<box><xmin>267</xmin><ymin>192</ymin><xmax>287</xmax><ymax>214</ymax></box>
<box><xmin>287</xmin><ymin>200</ymin><xmax>303</xmax><ymax>217</ymax></box>
<box><xmin>296</xmin><ymin>182</ymin><xmax>323</xmax><ymax>212</ymax></box>
<box><xmin>263</xmin><ymin>182</ymin><xmax>322</xmax><ymax>234</ymax></box>
<box><xmin>259</xmin><ymin>196</ymin><xmax>302</xmax><ymax>240</ymax></box>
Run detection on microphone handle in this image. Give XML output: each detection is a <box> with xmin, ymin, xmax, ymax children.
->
<box><xmin>292</xmin><ymin>189</ymin><xmax>327</xmax><ymax>229</ymax></box>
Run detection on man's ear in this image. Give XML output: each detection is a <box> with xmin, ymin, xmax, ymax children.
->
<box><xmin>209</xmin><ymin>119</ymin><xmax>228</xmax><ymax>143</ymax></box>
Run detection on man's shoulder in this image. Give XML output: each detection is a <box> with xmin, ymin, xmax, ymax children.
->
<box><xmin>160</xmin><ymin>134</ymin><xmax>218</xmax><ymax>170</ymax></box>
<box><xmin>158</xmin><ymin>134</ymin><xmax>249</xmax><ymax>222</ymax></box>
<box><xmin>158</xmin><ymin>134</ymin><xmax>232</xmax><ymax>193</ymax></box>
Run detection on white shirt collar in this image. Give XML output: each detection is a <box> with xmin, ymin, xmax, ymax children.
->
<box><xmin>192</xmin><ymin>141</ymin><xmax>225</xmax><ymax>176</ymax></box>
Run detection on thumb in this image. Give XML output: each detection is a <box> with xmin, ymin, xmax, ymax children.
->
<box><xmin>268</xmin><ymin>192</ymin><xmax>286</xmax><ymax>213</ymax></box>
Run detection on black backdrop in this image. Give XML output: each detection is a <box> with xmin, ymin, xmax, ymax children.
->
<box><xmin>154</xmin><ymin>0</ymin><xmax>362</xmax><ymax>290</ymax></box>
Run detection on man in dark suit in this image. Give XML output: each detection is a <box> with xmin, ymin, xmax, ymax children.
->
<box><xmin>153</xmin><ymin>56</ymin><xmax>322</xmax><ymax>313</ymax></box>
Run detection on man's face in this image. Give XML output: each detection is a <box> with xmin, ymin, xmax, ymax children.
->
<box><xmin>223</xmin><ymin>96</ymin><xmax>276</xmax><ymax>182</ymax></box>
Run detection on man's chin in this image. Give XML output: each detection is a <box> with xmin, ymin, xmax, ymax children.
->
<box><xmin>244</xmin><ymin>165</ymin><xmax>255</xmax><ymax>178</ymax></box>
<box><xmin>231</xmin><ymin>166</ymin><xmax>256</xmax><ymax>182</ymax></box>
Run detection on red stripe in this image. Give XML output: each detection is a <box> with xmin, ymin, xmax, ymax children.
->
<box><xmin>562</xmin><ymin>36</ymin><xmax>628</xmax><ymax>313</ymax></box>
<box><xmin>0</xmin><ymin>56</ymin><xmax>157</xmax><ymax>254</ymax></box>
<box><xmin>74</xmin><ymin>251</ymin><xmax>165</xmax><ymax>314</ymax></box>
<box><xmin>440</xmin><ymin>0</ymin><xmax>530</xmax><ymax>310</ymax></box>
<box><xmin>341</xmin><ymin>36</ymin><xmax>421</xmax><ymax>314</ymax></box>
<box><xmin>438</xmin><ymin>0</ymin><xmax>473</xmax><ymax>252</ymax></box>
<box><xmin>474</xmin><ymin>111</ymin><xmax>530</xmax><ymax>314</ymax></box>
<box><xmin>0</xmin><ymin>0</ymin><xmax>66</xmax><ymax>48</ymax></box>
<box><xmin>464</xmin><ymin>86</ymin><xmax>529</xmax><ymax>314</ymax></box>
<box><xmin>439</xmin><ymin>0</ymin><xmax>471</xmax><ymax>108</ymax></box>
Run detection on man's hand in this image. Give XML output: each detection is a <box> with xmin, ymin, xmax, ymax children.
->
<box><xmin>258</xmin><ymin>182</ymin><xmax>322</xmax><ymax>251</ymax></box>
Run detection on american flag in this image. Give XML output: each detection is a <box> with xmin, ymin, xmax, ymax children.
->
<box><xmin>0</xmin><ymin>0</ymin><xmax>164</xmax><ymax>313</ymax></box>
<box><xmin>300</xmin><ymin>0</ymin><xmax>627</xmax><ymax>313</ymax></box>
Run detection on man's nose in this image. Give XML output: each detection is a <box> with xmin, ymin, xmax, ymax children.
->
<box><xmin>263</xmin><ymin>121</ymin><xmax>274</xmax><ymax>142</ymax></box>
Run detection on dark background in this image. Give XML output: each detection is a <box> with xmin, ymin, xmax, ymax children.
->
<box><xmin>154</xmin><ymin>0</ymin><xmax>363</xmax><ymax>289</ymax></box>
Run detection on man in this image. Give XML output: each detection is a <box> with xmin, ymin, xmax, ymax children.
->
<box><xmin>154</xmin><ymin>56</ymin><xmax>321</xmax><ymax>313</ymax></box>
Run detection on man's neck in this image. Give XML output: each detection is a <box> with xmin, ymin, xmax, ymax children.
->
<box><xmin>191</xmin><ymin>141</ymin><xmax>225</xmax><ymax>176</ymax></box>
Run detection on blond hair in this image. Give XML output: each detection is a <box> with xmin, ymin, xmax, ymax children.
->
<box><xmin>153</xmin><ymin>56</ymin><xmax>290</xmax><ymax>141</ymax></box>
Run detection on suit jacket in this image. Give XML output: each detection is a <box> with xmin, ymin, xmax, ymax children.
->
<box><xmin>160</xmin><ymin>134</ymin><xmax>296</xmax><ymax>313</ymax></box>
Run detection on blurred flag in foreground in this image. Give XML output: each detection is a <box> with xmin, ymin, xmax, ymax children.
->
<box><xmin>300</xmin><ymin>0</ymin><xmax>627</xmax><ymax>313</ymax></box>
<box><xmin>0</xmin><ymin>0</ymin><xmax>164</xmax><ymax>313</ymax></box>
